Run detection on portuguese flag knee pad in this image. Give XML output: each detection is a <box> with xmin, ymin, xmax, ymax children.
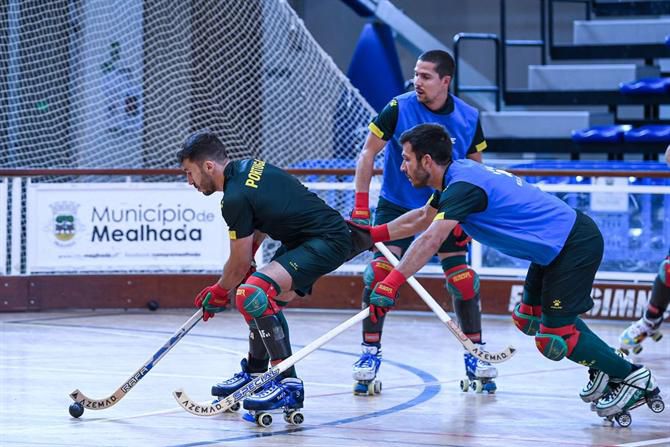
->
<box><xmin>235</xmin><ymin>273</ymin><xmax>280</xmax><ymax>322</ymax></box>
<box><xmin>535</xmin><ymin>323</ymin><xmax>580</xmax><ymax>361</ymax></box>
<box><xmin>512</xmin><ymin>302</ymin><xmax>542</xmax><ymax>336</ymax></box>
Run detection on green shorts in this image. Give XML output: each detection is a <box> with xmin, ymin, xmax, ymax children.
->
<box><xmin>523</xmin><ymin>211</ymin><xmax>604</xmax><ymax>317</ymax></box>
<box><xmin>272</xmin><ymin>231</ymin><xmax>351</xmax><ymax>296</ymax></box>
<box><xmin>374</xmin><ymin>197</ymin><xmax>466</xmax><ymax>255</ymax></box>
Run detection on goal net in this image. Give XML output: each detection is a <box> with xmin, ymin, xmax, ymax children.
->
<box><xmin>1</xmin><ymin>0</ymin><xmax>381</xmax><ymax>275</ymax></box>
<box><xmin>0</xmin><ymin>0</ymin><xmax>374</xmax><ymax>170</ymax></box>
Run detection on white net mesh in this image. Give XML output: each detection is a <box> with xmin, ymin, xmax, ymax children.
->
<box><xmin>0</xmin><ymin>0</ymin><xmax>374</xmax><ymax>169</ymax></box>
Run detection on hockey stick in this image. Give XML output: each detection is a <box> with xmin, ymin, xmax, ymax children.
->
<box><xmin>69</xmin><ymin>309</ymin><xmax>203</xmax><ymax>411</ymax></box>
<box><xmin>173</xmin><ymin>307</ymin><xmax>370</xmax><ymax>416</ymax></box>
<box><xmin>375</xmin><ymin>242</ymin><xmax>515</xmax><ymax>363</ymax></box>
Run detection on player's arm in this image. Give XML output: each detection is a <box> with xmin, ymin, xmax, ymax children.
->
<box><xmin>218</xmin><ymin>235</ymin><xmax>255</xmax><ymax>289</ymax></box>
<box><xmin>385</xmin><ymin>201</ymin><xmax>437</xmax><ymax>241</ymax></box>
<box><xmin>466</xmin><ymin>119</ymin><xmax>487</xmax><ymax>163</ymax></box>
<box><xmin>352</xmin><ymin>100</ymin><xmax>397</xmax><ymax>223</ymax></box>
<box><xmin>395</xmin><ymin>219</ymin><xmax>456</xmax><ymax>277</ymax></box>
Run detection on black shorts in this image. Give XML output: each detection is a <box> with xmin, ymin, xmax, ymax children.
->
<box><xmin>374</xmin><ymin>197</ymin><xmax>466</xmax><ymax>255</ymax></box>
<box><xmin>523</xmin><ymin>210</ymin><xmax>604</xmax><ymax>317</ymax></box>
<box><xmin>272</xmin><ymin>231</ymin><xmax>351</xmax><ymax>296</ymax></box>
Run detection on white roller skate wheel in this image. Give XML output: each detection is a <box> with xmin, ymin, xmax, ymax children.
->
<box><xmin>460</xmin><ymin>378</ymin><xmax>470</xmax><ymax>392</ymax></box>
<box><xmin>615</xmin><ymin>412</ymin><xmax>632</xmax><ymax>428</ymax></box>
<box><xmin>229</xmin><ymin>402</ymin><xmax>241</xmax><ymax>412</ymax></box>
<box><xmin>648</xmin><ymin>398</ymin><xmax>665</xmax><ymax>413</ymax></box>
<box><xmin>473</xmin><ymin>379</ymin><xmax>484</xmax><ymax>393</ymax></box>
<box><xmin>367</xmin><ymin>382</ymin><xmax>375</xmax><ymax>396</ymax></box>
<box><xmin>288</xmin><ymin>411</ymin><xmax>304</xmax><ymax>425</ymax></box>
<box><xmin>257</xmin><ymin>412</ymin><xmax>273</xmax><ymax>427</ymax></box>
<box><xmin>373</xmin><ymin>380</ymin><xmax>382</xmax><ymax>394</ymax></box>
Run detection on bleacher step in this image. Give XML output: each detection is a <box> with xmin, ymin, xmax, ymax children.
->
<box><xmin>574</xmin><ymin>18</ymin><xmax>670</xmax><ymax>45</ymax></box>
<box><xmin>528</xmin><ymin>64</ymin><xmax>659</xmax><ymax>91</ymax></box>
<box><xmin>481</xmin><ymin>111</ymin><xmax>590</xmax><ymax>139</ymax></box>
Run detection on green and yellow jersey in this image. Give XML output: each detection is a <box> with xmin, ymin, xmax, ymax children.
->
<box><xmin>221</xmin><ymin>159</ymin><xmax>348</xmax><ymax>244</ymax></box>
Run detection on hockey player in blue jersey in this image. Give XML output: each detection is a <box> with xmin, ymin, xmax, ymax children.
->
<box><xmin>361</xmin><ymin>123</ymin><xmax>664</xmax><ymax>426</ymax></box>
<box><xmin>350</xmin><ymin>49</ymin><xmax>495</xmax><ymax>395</ymax></box>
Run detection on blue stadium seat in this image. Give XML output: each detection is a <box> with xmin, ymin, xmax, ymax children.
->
<box><xmin>619</xmin><ymin>77</ymin><xmax>670</xmax><ymax>94</ymax></box>
<box><xmin>666</xmin><ymin>35</ymin><xmax>670</xmax><ymax>46</ymax></box>
<box><xmin>571</xmin><ymin>125</ymin><xmax>631</xmax><ymax>143</ymax></box>
<box><xmin>624</xmin><ymin>125</ymin><xmax>670</xmax><ymax>142</ymax></box>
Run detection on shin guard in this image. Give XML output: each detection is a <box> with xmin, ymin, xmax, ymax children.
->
<box><xmin>445</xmin><ymin>265</ymin><xmax>481</xmax><ymax>342</ymax></box>
<box><xmin>255</xmin><ymin>312</ymin><xmax>296</xmax><ymax>378</ymax></box>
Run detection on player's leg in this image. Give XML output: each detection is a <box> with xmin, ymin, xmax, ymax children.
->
<box><xmin>619</xmin><ymin>252</ymin><xmax>669</xmax><ymax>354</ymax></box>
<box><xmin>242</xmin><ymin>234</ymin><xmax>350</xmax><ymax>417</ymax></box>
<box><xmin>353</xmin><ymin>198</ymin><xmax>410</xmax><ymax>395</ymax></box>
<box><xmin>533</xmin><ymin>212</ymin><xmax>662</xmax><ymax>418</ymax></box>
<box><xmin>439</xmin><ymin>236</ymin><xmax>495</xmax><ymax>392</ymax></box>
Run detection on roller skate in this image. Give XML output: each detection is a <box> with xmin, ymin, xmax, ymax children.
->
<box><xmin>580</xmin><ymin>350</ymin><xmax>625</xmax><ymax>410</ymax></box>
<box><xmin>352</xmin><ymin>343</ymin><xmax>382</xmax><ymax>396</ymax></box>
<box><xmin>595</xmin><ymin>366</ymin><xmax>665</xmax><ymax>427</ymax></box>
<box><xmin>460</xmin><ymin>347</ymin><xmax>497</xmax><ymax>394</ymax></box>
<box><xmin>619</xmin><ymin>316</ymin><xmax>663</xmax><ymax>355</ymax></box>
<box><xmin>210</xmin><ymin>358</ymin><xmax>258</xmax><ymax>412</ymax></box>
<box><xmin>242</xmin><ymin>377</ymin><xmax>305</xmax><ymax>427</ymax></box>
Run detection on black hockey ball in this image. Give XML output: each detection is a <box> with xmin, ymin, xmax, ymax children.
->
<box><xmin>69</xmin><ymin>402</ymin><xmax>84</xmax><ymax>418</ymax></box>
<box><xmin>147</xmin><ymin>300</ymin><xmax>160</xmax><ymax>311</ymax></box>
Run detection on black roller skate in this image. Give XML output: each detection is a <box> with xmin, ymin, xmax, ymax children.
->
<box><xmin>242</xmin><ymin>377</ymin><xmax>304</xmax><ymax>427</ymax></box>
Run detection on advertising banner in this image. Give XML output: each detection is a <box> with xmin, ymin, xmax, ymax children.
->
<box><xmin>27</xmin><ymin>182</ymin><xmax>228</xmax><ymax>273</ymax></box>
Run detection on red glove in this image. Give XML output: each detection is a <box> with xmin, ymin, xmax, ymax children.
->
<box><xmin>452</xmin><ymin>224</ymin><xmax>472</xmax><ymax>248</ymax></box>
<box><xmin>369</xmin><ymin>269</ymin><xmax>406</xmax><ymax>324</ymax></box>
<box><xmin>194</xmin><ymin>283</ymin><xmax>230</xmax><ymax>321</ymax></box>
<box><xmin>351</xmin><ymin>192</ymin><xmax>371</xmax><ymax>225</ymax></box>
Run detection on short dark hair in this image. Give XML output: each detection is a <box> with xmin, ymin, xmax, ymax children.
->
<box><xmin>399</xmin><ymin>123</ymin><xmax>453</xmax><ymax>166</ymax></box>
<box><xmin>176</xmin><ymin>130</ymin><xmax>228</xmax><ymax>164</ymax></box>
<box><xmin>418</xmin><ymin>50</ymin><xmax>455</xmax><ymax>78</ymax></box>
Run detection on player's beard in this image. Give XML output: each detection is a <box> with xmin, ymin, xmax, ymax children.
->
<box><xmin>197</xmin><ymin>173</ymin><xmax>218</xmax><ymax>196</ymax></box>
<box><xmin>408</xmin><ymin>166</ymin><xmax>430</xmax><ymax>188</ymax></box>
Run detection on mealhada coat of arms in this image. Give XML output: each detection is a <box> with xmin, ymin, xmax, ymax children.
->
<box><xmin>49</xmin><ymin>201</ymin><xmax>82</xmax><ymax>246</ymax></box>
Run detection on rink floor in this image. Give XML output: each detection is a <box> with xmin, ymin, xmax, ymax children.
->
<box><xmin>1</xmin><ymin>308</ymin><xmax>668</xmax><ymax>447</ymax></box>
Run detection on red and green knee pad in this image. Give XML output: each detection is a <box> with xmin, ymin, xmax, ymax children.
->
<box><xmin>535</xmin><ymin>322</ymin><xmax>580</xmax><ymax>361</ymax></box>
<box><xmin>362</xmin><ymin>255</ymin><xmax>395</xmax><ymax>342</ymax></box>
<box><xmin>235</xmin><ymin>272</ymin><xmax>282</xmax><ymax>324</ymax></box>
<box><xmin>444</xmin><ymin>263</ymin><xmax>481</xmax><ymax>341</ymax></box>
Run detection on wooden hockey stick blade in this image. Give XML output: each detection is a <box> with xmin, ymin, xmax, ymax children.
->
<box><xmin>70</xmin><ymin>309</ymin><xmax>203</xmax><ymax>410</ymax></box>
<box><xmin>375</xmin><ymin>242</ymin><xmax>515</xmax><ymax>363</ymax></box>
<box><xmin>173</xmin><ymin>307</ymin><xmax>370</xmax><ymax>416</ymax></box>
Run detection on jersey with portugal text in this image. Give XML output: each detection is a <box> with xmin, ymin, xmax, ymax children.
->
<box><xmin>221</xmin><ymin>159</ymin><xmax>348</xmax><ymax>245</ymax></box>
<box><xmin>433</xmin><ymin>160</ymin><xmax>577</xmax><ymax>266</ymax></box>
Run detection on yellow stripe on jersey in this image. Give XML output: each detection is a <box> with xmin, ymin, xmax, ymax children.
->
<box><xmin>368</xmin><ymin>122</ymin><xmax>384</xmax><ymax>139</ymax></box>
<box><xmin>228</xmin><ymin>230</ymin><xmax>237</xmax><ymax>240</ymax></box>
<box><xmin>434</xmin><ymin>212</ymin><xmax>445</xmax><ymax>221</ymax></box>
<box><xmin>475</xmin><ymin>140</ymin><xmax>488</xmax><ymax>152</ymax></box>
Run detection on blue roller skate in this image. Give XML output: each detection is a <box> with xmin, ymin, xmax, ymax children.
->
<box><xmin>619</xmin><ymin>316</ymin><xmax>663</xmax><ymax>355</ymax></box>
<box><xmin>460</xmin><ymin>347</ymin><xmax>497</xmax><ymax>394</ymax></box>
<box><xmin>210</xmin><ymin>358</ymin><xmax>257</xmax><ymax>412</ymax></box>
<box><xmin>352</xmin><ymin>343</ymin><xmax>382</xmax><ymax>396</ymax></box>
<box><xmin>242</xmin><ymin>377</ymin><xmax>305</xmax><ymax>427</ymax></box>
